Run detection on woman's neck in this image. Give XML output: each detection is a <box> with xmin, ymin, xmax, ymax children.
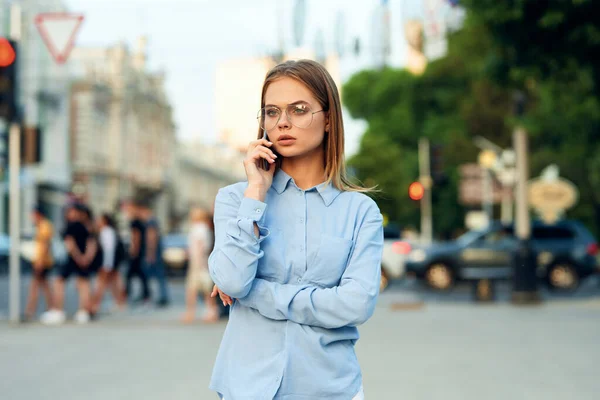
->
<box><xmin>280</xmin><ymin>151</ymin><xmax>326</xmax><ymax>190</ymax></box>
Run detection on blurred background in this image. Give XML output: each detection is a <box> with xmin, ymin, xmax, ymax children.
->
<box><xmin>1</xmin><ymin>0</ymin><xmax>600</xmax><ymax>399</ymax></box>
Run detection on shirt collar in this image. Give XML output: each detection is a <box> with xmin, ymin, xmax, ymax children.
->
<box><xmin>272</xmin><ymin>169</ymin><xmax>342</xmax><ymax>207</ymax></box>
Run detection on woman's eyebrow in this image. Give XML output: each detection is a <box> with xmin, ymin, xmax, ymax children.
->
<box><xmin>264</xmin><ymin>100</ymin><xmax>310</xmax><ymax>108</ymax></box>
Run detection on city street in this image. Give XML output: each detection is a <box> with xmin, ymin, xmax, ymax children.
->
<box><xmin>2</xmin><ymin>276</ymin><xmax>600</xmax><ymax>399</ymax></box>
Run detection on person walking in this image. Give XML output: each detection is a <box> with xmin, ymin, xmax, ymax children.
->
<box><xmin>24</xmin><ymin>207</ymin><xmax>55</xmax><ymax>321</ymax></box>
<box><xmin>125</xmin><ymin>200</ymin><xmax>150</xmax><ymax>304</ymax></box>
<box><xmin>92</xmin><ymin>213</ymin><xmax>127</xmax><ymax>313</ymax></box>
<box><xmin>208</xmin><ymin>59</ymin><xmax>384</xmax><ymax>400</ymax></box>
<box><xmin>181</xmin><ymin>207</ymin><xmax>216</xmax><ymax>324</ymax></box>
<box><xmin>41</xmin><ymin>203</ymin><xmax>98</xmax><ymax>325</ymax></box>
<box><xmin>139</xmin><ymin>199</ymin><xmax>170</xmax><ymax>307</ymax></box>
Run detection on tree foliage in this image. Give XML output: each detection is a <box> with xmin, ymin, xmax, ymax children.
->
<box><xmin>343</xmin><ymin>2</ymin><xmax>600</xmax><ymax>237</ymax></box>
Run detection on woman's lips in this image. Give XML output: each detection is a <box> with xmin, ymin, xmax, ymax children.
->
<box><xmin>277</xmin><ymin>135</ymin><xmax>296</xmax><ymax>146</ymax></box>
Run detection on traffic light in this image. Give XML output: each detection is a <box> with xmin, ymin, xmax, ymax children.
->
<box><xmin>0</xmin><ymin>38</ymin><xmax>17</xmax><ymax>122</ymax></box>
<box><xmin>409</xmin><ymin>181</ymin><xmax>424</xmax><ymax>201</ymax></box>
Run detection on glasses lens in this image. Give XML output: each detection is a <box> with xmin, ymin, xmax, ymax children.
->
<box><xmin>287</xmin><ymin>104</ymin><xmax>313</xmax><ymax>129</ymax></box>
<box><xmin>258</xmin><ymin>107</ymin><xmax>280</xmax><ymax>131</ymax></box>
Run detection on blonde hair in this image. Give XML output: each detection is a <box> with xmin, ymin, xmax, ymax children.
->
<box><xmin>258</xmin><ymin>59</ymin><xmax>375</xmax><ymax>193</ymax></box>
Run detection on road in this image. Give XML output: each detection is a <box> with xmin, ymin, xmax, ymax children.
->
<box><xmin>1</xmin><ymin>275</ymin><xmax>600</xmax><ymax>399</ymax></box>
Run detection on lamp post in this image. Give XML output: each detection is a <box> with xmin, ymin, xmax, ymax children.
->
<box><xmin>511</xmin><ymin>91</ymin><xmax>541</xmax><ymax>305</ymax></box>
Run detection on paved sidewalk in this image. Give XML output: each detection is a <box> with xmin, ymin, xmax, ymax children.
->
<box><xmin>2</xmin><ymin>277</ymin><xmax>600</xmax><ymax>399</ymax></box>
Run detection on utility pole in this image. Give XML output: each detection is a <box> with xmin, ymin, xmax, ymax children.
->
<box><xmin>511</xmin><ymin>92</ymin><xmax>541</xmax><ymax>305</ymax></box>
<box><xmin>418</xmin><ymin>138</ymin><xmax>432</xmax><ymax>244</ymax></box>
<box><xmin>9</xmin><ymin>122</ymin><xmax>20</xmax><ymax>323</ymax></box>
<box><xmin>8</xmin><ymin>3</ymin><xmax>22</xmax><ymax>324</ymax></box>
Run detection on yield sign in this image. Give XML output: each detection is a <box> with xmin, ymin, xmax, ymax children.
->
<box><xmin>34</xmin><ymin>13</ymin><xmax>84</xmax><ymax>64</ymax></box>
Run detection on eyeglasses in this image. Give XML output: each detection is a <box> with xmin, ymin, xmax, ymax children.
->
<box><xmin>257</xmin><ymin>103</ymin><xmax>324</xmax><ymax>131</ymax></box>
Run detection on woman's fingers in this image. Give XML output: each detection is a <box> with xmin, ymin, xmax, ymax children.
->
<box><xmin>218</xmin><ymin>289</ymin><xmax>233</xmax><ymax>306</ymax></box>
<box><xmin>250</xmin><ymin>146</ymin><xmax>277</xmax><ymax>163</ymax></box>
<box><xmin>212</xmin><ymin>285</ymin><xmax>233</xmax><ymax>306</ymax></box>
<box><xmin>248</xmin><ymin>138</ymin><xmax>273</xmax><ymax>150</ymax></box>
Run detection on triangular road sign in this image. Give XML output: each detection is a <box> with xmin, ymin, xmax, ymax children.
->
<box><xmin>34</xmin><ymin>13</ymin><xmax>84</xmax><ymax>64</ymax></box>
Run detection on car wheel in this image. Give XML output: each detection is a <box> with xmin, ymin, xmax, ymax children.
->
<box><xmin>425</xmin><ymin>263</ymin><xmax>454</xmax><ymax>291</ymax></box>
<box><xmin>547</xmin><ymin>263</ymin><xmax>579</xmax><ymax>292</ymax></box>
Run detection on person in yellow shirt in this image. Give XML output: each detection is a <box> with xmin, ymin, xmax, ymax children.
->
<box><xmin>24</xmin><ymin>207</ymin><xmax>55</xmax><ymax>320</ymax></box>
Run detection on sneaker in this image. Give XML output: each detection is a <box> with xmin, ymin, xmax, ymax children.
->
<box><xmin>40</xmin><ymin>309</ymin><xmax>66</xmax><ymax>325</ymax></box>
<box><xmin>74</xmin><ymin>310</ymin><xmax>90</xmax><ymax>324</ymax></box>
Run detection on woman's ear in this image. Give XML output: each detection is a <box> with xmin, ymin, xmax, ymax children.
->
<box><xmin>324</xmin><ymin>113</ymin><xmax>330</xmax><ymax>132</ymax></box>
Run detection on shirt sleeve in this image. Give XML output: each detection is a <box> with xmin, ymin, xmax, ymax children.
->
<box><xmin>238</xmin><ymin>204</ymin><xmax>383</xmax><ymax>329</ymax></box>
<box><xmin>100</xmin><ymin>228</ymin><xmax>116</xmax><ymax>267</ymax></box>
<box><xmin>208</xmin><ymin>187</ymin><xmax>270</xmax><ymax>298</ymax></box>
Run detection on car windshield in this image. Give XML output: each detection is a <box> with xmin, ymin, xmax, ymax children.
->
<box><xmin>456</xmin><ymin>230</ymin><xmax>485</xmax><ymax>246</ymax></box>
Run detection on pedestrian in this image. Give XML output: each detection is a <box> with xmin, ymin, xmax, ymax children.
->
<box><xmin>208</xmin><ymin>59</ymin><xmax>384</xmax><ymax>399</ymax></box>
<box><xmin>41</xmin><ymin>203</ymin><xmax>98</xmax><ymax>325</ymax></box>
<box><xmin>81</xmin><ymin>206</ymin><xmax>104</xmax><ymax>277</ymax></box>
<box><xmin>139</xmin><ymin>199</ymin><xmax>170</xmax><ymax>307</ymax></box>
<box><xmin>124</xmin><ymin>199</ymin><xmax>150</xmax><ymax>304</ymax></box>
<box><xmin>24</xmin><ymin>207</ymin><xmax>55</xmax><ymax>321</ymax></box>
<box><xmin>91</xmin><ymin>213</ymin><xmax>127</xmax><ymax>313</ymax></box>
<box><xmin>181</xmin><ymin>207</ymin><xmax>216</xmax><ymax>324</ymax></box>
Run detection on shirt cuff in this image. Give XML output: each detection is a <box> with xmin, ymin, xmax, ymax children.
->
<box><xmin>238</xmin><ymin>197</ymin><xmax>267</xmax><ymax>223</ymax></box>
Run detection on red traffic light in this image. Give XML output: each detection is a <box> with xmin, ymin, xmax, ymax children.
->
<box><xmin>409</xmin><ymin>181</ymin><xmax>424</xmax><ymax>201</ymax></box>
<box><xmin>0</xmin><ymin>38</ymin><xmax>16</xmax><ymax>67</ymax></box>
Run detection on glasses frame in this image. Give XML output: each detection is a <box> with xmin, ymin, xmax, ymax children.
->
<box><xmin>257</xmin><ymin>104</ymin><xmax>325</xmax><ymax>131</ymax></box>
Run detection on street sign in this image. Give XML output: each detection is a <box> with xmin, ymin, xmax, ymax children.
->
<box><xmin>458</xmin><ymin>163</ymin><xmax>506</xmax><ymax>206</ymax></box>
<box><xmin>528</xmin><ymin>165</ymin><xmax>578</xmax><ymax>224</ymax></box>
<box><xmin>34</xmin><ymin>13</ymin><xmax>84</xmax><ymax>64</ymax></box>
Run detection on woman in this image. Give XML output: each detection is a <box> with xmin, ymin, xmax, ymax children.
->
<box><xmin>208</xmin><ymin>59</ymin><xmax>383</xmax><ymax>400</ymax></box>
<box><xmin>181</xmin><ymin>207</ymin><xmax>216</xmax><ymax>324</ymax></box>
<box><xmin>92</xmin><ymin>213</ymin><xmax>126</xmax><ymax>313</ymax></box>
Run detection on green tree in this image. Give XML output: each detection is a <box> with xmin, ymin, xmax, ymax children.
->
<box><xmin>343</xmin><ymin>2</ymin><xmax>600</xmax><ymax>237</ymax></box>
<box><xmin>463</xmin><ymin>0</ymin><xmax>600</xmax><ymax>235</ymax></box>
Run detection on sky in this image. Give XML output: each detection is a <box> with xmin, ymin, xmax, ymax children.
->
<box><xmin>66</xmin><ymin>0</ymin><xmax>426</xmax><ymax>155</ymax></box>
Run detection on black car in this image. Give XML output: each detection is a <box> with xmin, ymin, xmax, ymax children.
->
<box><xmin>404</xmin><ymin>220</ymin><xmax>598</xmax><ymax>292</ymax></box>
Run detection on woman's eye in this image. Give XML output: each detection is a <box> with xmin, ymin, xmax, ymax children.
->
<box><xmin>292</xmin><ymin>106</ymin><xmax>308</xmax><ymax>114</ymax></box>
<box><xmin>266</xmin><ymin>109</ymin><xmax>280</xmax><ymax>117</ymax></box>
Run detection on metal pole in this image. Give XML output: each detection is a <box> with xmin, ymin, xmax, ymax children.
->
<box><xmin>514</xmin><ymin>128</ymin><xmax>529</xmax><ymax>239</ymax></box>
<box><xmin>501</xmin><ymin>188</ymin><xmax>513</xmax><ymax>224</ymax></box>
<box><xmin>9</xmin><ymin>122</ymin><xmax>21</xmax><ymax>323</ymax></box>
<box><xmin>483</xmin><ymin>168</ymin><xmax>493</xmax><ymax>225</ymax></box>
<box><xmin>419</xmin><ymin>138</ymin><xmax>432</xmax><ymax>244</ymax></box>
<box><xmin>511</xmin><ymin>126</ymin><xmax>540</xmax><ymax>304</ymax></box>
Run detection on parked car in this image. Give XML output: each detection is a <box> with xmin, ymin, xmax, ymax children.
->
<box><xmin>162</xmin><ymin>233</ymin><xmax>188</xmax><ymax>276</ymax></box>
<box><xmin>404</xmin><ymin>220</ymin><xmax>598</xmax><ymax>292</ymax></box>
<box><xmin>380</xmin><ymin>223</ymin><xmax>426</xmax><ymax>290</ymax></box>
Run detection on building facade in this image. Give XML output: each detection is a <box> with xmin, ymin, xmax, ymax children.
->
<box><xmin>171</xmin><ymin>141</ymin><xmax>245</xmax><ymax>231</ymax></box>
<box><xmin>0</xmin><ymin>0</ymin><xmax>73</xmax><ymax>235</ymax></box>
<box><xmin>69</xmin><ymin>38</ymin><xmax>176</xmax><ymax>229</ymax></box>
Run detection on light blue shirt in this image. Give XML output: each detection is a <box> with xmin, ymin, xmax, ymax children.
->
<box><xmin>209</xmin><ymin>169</ymin><xmax>384</xmax><ymax>400</ymax></box>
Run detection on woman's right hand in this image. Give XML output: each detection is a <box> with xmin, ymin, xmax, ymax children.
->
<box><xmin>243</xmin><ymin>138</ymin><xmax>277</xmax><ymax>198</ymax></box>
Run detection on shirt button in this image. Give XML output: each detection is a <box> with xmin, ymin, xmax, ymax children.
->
<box><xmin>255</xmin><ymin>208</ymin><xmax>261</xmax><ymax>213</ymax></box>
<box><xmin>297</xmin><ymin>278</ymin><xmax>302</xmax><ymax>283</ymax></box>
<box><xmin>299</xmin><ymin>219</ymin><xmax>303</xmax><ymax>223</ymax></box>
<box><xmin>299</xmin><ymin>246</ymin><xmax>304</xmax><ymax>251</ymax></box>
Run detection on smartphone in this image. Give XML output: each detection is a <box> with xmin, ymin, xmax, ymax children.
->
<box><xmin>261</xmin><ymin>129</ymin><xmax>270</xmax><ymax>171</ymax></box>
